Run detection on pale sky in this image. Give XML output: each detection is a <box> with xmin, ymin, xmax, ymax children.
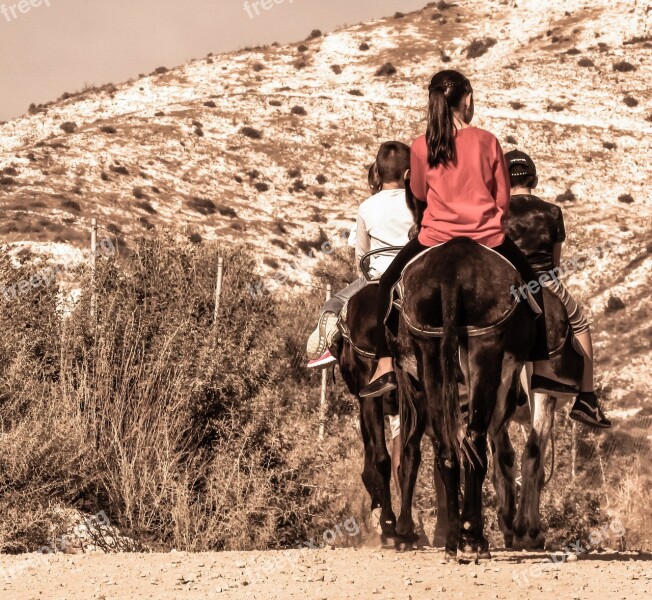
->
<box><xmin>0</xmin><ymin>0</ymin><xmax>427</xmax><ymax>122</ymax></box>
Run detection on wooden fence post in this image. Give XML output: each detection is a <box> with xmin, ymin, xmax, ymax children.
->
<box><xmin>571</xmin><ymin>421</ymin><xmax>577</xmax><ymax>481</ymax></box>
<box><xmin>90</xmin><ymin>218</ymin><xmax>97</xmax><ymax>318</ymax></box>
<box><xmin>214</xmin><ymin>256</ymin><xmax>224</xmax><ymax>322</ymax></box>
<box><xmin>318</xmin><ymin>284</ymin><xmax>332</xmax><ymax>443</ymax></box>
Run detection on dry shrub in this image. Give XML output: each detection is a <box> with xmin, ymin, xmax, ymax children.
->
<box><xmin>612</xmin><ymin>61</ymin><xmax>636</xmax><ymax>72</ymax></box>
<box><xmin>188</xmin><ymin>196</ymin><xmax>216</xmax><ymax>215</ymax></box>
<box><xmin>240</xmin><ymin>126</ymin><xmax>263</xmax><ymax>140</ymax></box>
<box><xmin>60</xmin><ymin>122</ymin><xmax>78</xmax><ymax>134</ymax></box>
<box><xmin>0</xmin><ymin>240</ymin><xmax>356</xmax><ymax>552</ymax></box>
<box><xmin>466</xmin><ymin>37</ymin><xmax>497</xmax><ymax>59</ymax></box>
<box><xmin>375</xmin><ymin>63</ymin><xmax>397</xmax><ymax>77</ymax></box>
<box><xmin>555</xmin><ymin>188</ymin><xmax>577</xmax><ymax>202</ymax></box>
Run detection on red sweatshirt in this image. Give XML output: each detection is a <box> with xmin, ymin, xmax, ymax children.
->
<box><xmin>410</xmin><ymin>127</ymin><xmax>510</xmax><ymax>248</ymax></box>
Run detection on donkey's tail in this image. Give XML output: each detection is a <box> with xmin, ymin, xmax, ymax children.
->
<box><xmin>440</xmin><ymin>282</ymin><xmax>462</xmax><ymax>462</ymax></box>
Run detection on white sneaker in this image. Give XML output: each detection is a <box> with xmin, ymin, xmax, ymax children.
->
<box><xmin>306</xmin><ymin>312</ymin><xmax>339</xmax><ymax>360</ymax></box>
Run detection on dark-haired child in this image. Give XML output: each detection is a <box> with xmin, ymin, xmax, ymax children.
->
<box><xmin>306</xmin><ymin>141</ymin><xmax>414</xmax><ymax>369</ymax></box>
<box><xmin>505</xmin><ymin>149</ymin><xmax>610</xmax><ymax>428</ymax></box>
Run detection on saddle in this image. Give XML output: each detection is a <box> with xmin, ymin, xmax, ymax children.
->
<box><xmin>338</xmin><ymin>282</ymin><xmax>378</xmax><ymax>359</ymax></box>
<box><xmin>337</xmin><ymin>244</ymin><xmax>575</xmax><ymax>357</ymax></box>
<box><xmin>389</xmin><ymin>244</ymin><xmax>541</xmax><ymax>338</ymax></box>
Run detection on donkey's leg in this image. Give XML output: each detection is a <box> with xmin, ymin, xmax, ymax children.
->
<box><xmin>395</xmin><ymin>373</ymin><xmax>425</xmax><ymax>545</ymax></box>
<box><xmin>460</xmin><ymin>342</ymin><xmax>512</xmax><ymax>561</ymax></box>
<box><xmin>432</xmin><ymin>440</ymin><xmax>448</xmax><ymax>547</ymax></box>
<box><xmin>359</xmin><ymin>396</ymin><xmax>396</xmax><ymax>538</ymax></box>
<box><xmin>514</xmin><ymin>389</ymin><xmax>555</xmax><ymax>549</ymax></box>
<box><xmin>490</xmin><ymin>370</ymin><xmax>520</xmax><ymax>549</ymax></box>
<box><xmin>416</xmin><ymin>340</ymin><xmax>461</xmax><ymax>560</ymax></box>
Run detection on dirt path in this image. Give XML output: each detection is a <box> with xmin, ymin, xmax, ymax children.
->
<box><xmin>1</xmin><ymin>547</ymin><xmax>650</xmax><ymax>600</ymax></box>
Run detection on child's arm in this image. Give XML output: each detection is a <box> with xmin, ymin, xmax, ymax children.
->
<box><xmin>553</xmin><ymin>243</ymin><xmax>562</xmax><ymax>268</ymax></box>
<box><xmin>355</xmin><ymin>212</ymin><xmax>371</xmax><ymax>272</ymax></box>
<box><xmin>492</xmin><ymin>138</ymin><xmax>511</xmax><ymax>224</ymax></box>
<box><xmin>410</xmin><ymin>141</ymin><xmax>428</xmax><ymax>202</ymax></box>
<box><xmin>553</xmin><ymin>206</ymin><xmax>566</xmax><ymax>268</ymax></box>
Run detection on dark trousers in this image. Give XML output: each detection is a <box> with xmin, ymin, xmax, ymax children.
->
<box><xmin>374</xmin><ymin>235</ymin><xmax>549</xmax><ymax>361</ymax></box>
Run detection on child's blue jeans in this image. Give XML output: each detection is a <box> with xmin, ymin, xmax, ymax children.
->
<box><xmin>322</xmin><ymin>277</ymin><xmax>368</xmax><ymax>316</ymax></box>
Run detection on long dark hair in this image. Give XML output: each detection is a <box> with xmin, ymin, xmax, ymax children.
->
<box><xmin>425</xmin><ymin>70</ymin><xmax>473</xmax><ymax>168</ymax></box>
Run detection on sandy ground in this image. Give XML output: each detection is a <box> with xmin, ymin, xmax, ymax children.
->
<box><xmin>0</xmin><ymin>547</ymin><xmax>650</xmax><ymax>600</ymax></box>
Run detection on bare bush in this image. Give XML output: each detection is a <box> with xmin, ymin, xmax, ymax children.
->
<box><xmin>375</xmin><ymin>63</ymin><xmax>397</xmax><ymax>77</ymax></box>
<box><xmin>60</xmin><ymin>122</ymin><xmax>78</xmax><ymax>134</ymax></box>
<box><xmin>466</xmin><ymin>37</ymin><xmax>496</xmax><ymax>58</ymax></box>
<box><xmin>109</xmin><ymin>165</ymin><xmax>129</xmax><ymax>176</ymax></box>
<box><xmin>555</xmin><ymin>188</ymin><xmax>577</xmax><ymax>202</ymax></box>
<box><xmin>240</xmin><ymin>126</ymin><xmax>263</xmax><ymax>139</ymax></box>
<box><xmin>612</xmin><ymin>61</ymin><xmax>636</xmax><ymax>72</ymax></box>
<box><xmin>188</xmin><ymin>196</ymin><xmax>216</xmax><ymax>215</ymax></box>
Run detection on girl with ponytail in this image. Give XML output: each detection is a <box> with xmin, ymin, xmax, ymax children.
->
<box><xmin>360</xmin><ymin>69</ymin><xmax>577</xmax><ymax>399</ymax></box>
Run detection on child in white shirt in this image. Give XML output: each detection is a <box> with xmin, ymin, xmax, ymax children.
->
<box><xmin>306</xmin><ymin>142</ymin><xmax>414</xmax><ymax>368</ymax></box>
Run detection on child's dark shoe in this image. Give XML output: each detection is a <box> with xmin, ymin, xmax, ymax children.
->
<box><xmin>570</xmin><ymin>392</ymin><xmax>611</xmax><ymax>429</ymax></box>
<box><xmin>359</xmin><ymin>371</ymin><xmax>397</xmax><ymax>399</ymax></box>
<box><xmin>531</xmin><ymin>374</ymin><xmax>578</xmax><ymax>397</ymax></box>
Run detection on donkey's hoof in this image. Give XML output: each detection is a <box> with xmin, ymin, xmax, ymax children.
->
<box><xmin>444</xmin><ymin>548</ymin><xmax>458</xmax><ymax>562</ymax></box>
<box><xmin>513</xmin><ymin>532</ymin><xmax>545</xmax><ymax>550</ymax></box>
<box><xmin>432</xmin><ymin>528</ymin><xmax>447</xmax><ymax>549</ymax></box>
<box><xmin>394</xmin><ymin>528</ymin><xmax>419</xmax><ymax>548</ymax></box>
<box><xmin>503</xmin><ymin>533</ymin><xmax>514</xmax><ymax>549</ymax></box>
<box><xmin>476</xmin><ymin>537</ymin><xmax>492</xmax><ymax>560</ymax></box>
<box><xmin>394</xmin><ymin>539</ymin><xmax>417</xmax><ymax>552</ymax></box>
<box><xmin>382</xmin><ymin>522</ymin><xmax>398</xmax><ymax>539</ymax></box>
<box><xmin>458</xmin><ymin>545</ymin><xmax>479</xmax><ymax>564</ymax></box>
<box><xmin>370</xmin><ymin>508</ymin><xmax>383</xmax><ymax>535</ymax></box>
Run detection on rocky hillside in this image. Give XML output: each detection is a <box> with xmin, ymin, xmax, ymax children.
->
<box><xmin>0</xmin><ymin>1</ymin><xmax>650</xmax><ymax>412</ymax></box>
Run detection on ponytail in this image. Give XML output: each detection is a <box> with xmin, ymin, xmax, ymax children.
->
<box><xmin>425</xmin><ymin>70</ymin><xmax>473</xmax><ymax>168</ymax></box>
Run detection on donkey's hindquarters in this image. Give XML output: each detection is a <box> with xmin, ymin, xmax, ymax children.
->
<box><xmin>388</xmin><ymin>238</ymin><xmax>537</xmax><ymax>561</ymax></box>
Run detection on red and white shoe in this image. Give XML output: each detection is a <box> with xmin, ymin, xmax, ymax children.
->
<box><xmin>307</xmin><ymin>349</ymin><xmax>337</xmax><ymax>369</ymax></box>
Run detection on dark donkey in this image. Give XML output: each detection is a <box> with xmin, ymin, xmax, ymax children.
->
<box><xmin>331</xmin><ymin>282</ymin><xmax>397</xmax><ymax>540</ymax></box>
<box><xmin>332</xmin><ymin>279</ymin><xmax>449</xmax><ymax>545</ymax></box>
<box><xmin>500</xmin><ymin>287</ymin><xmax>583</xmax><ymax>549</ymax></box>
<box><xmin>328</xmin><ymin>183</ymin><xmax>432</xmax><ymax>542</ymax></box>
<box><xmin>387</xmin><ymin>238</ymin><xmax>540</xmax><ymax>561</ymax></box>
